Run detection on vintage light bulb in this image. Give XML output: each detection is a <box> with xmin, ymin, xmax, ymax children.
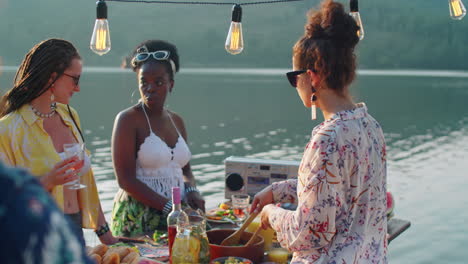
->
<box><xmin>449</xmin><ymin>0</ymin><xmax>466</xmax><ymax>20</ymax></box>
<box><xmin>225</xmin><ymin>4</ymin><xmax>244</xmax><ymax>55</ymax></box>
<box><xmin>90</xmin><ymin>0</ymin><xmax>111</xmax><ymax>56</ymax></box>
<box><xmin>350</xmin><ymin>0</ymin><xmax>364</xmax><ymax>40</ymax></box>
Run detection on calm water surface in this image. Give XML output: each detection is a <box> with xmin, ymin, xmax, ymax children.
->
<box><xmin>1</xmin><ymin>68</ymin><xmax>468</xmax><ymax>263</ymax></box>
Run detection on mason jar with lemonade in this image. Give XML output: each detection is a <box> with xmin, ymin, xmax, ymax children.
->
<box><xmin>171</xmin><ymin>214</ymin><xmax>210</xmax><ymax>264</ymax></box>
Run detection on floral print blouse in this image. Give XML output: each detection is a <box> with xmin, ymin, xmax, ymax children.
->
<box><xmin>263</xmin><ymin>103</ymin><xmax>388</xmax><ymax>263</ymax></box>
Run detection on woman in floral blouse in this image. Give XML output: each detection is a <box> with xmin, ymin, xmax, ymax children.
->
<box><xmin>250</xmin><ymin>1</ymin><xmax>388</xmax><ymax>263</ymax></box>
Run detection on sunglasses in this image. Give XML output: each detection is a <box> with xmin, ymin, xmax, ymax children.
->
<box><xmin>286</xmin><ymin>69</ymin><xmax>316</xmax><ymax>88</ymax></box>
<box><xmin>286</xmin><ymin>70</ymin><xmax>307</xmax><ymax>87</ymax></box>
<box><xmin>63</xmin><ymin>73</ymin><xmax>80</xmax><ymax>86</ymax></box>
<box><xmin>131</xmin><ymin>50</ymin><xmax>171</xmax><ymax>67</ymax></box>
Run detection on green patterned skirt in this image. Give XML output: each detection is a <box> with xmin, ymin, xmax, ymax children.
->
<box><xmin>110</xmin><ymin>189</ymin><xmax>166</xmax><ymax>237</ymax></box>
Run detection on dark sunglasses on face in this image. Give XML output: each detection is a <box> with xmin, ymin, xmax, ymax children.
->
<box><xmin>131</xmin><ymin>50</ymin><xmax>171</xmax><ymax>67</ymax></box>
<box><xmin>286</xmin><ymin>69</ymin><xmax>318</xmax><ymax>88</ymax></box>
<box><xmin>286</xmin><ymin>70</ymin><xmax>307</xmax><ymax>87</ymax></box>
<box><xmin>63</xmin><ymin>73</ymin><xmax>80</xmax><ymax>86</ymax></box>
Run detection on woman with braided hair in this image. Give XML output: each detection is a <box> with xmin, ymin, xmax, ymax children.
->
<box><xmin>250</xmin><ymin>1</ymin><xmax>388</xmax><ymax>263</ymax></box>
<box><xmin>0</xmin><ymin>38</ymin><xmax>118</xmax><ymax>245</ymax></box>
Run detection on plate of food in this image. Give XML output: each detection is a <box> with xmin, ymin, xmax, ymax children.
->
<box><xmin>206</xmin><ymin>202</ymin><xmax>237</xmax><ymax>224</ymax></box>
<box><xmin>210</xmin><ymin>256</ymin><xmax>253</xmax><ymax>264</ymax></box>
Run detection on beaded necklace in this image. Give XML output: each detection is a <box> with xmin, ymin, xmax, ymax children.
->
<box><xmin>30</xmin><ymin>104</ymin><xmax>56</xmax><ymax>118</ymax></box>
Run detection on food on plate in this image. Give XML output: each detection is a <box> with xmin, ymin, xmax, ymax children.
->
<box><xmin>110</xmin><ymin>243</ymin><xmax>140</xmax><ymax>253</ymax></box>
<box><xmin>102</xmin><ymin>252</ymin><xmax>120</xmax><ymax>264</ymax></box>
<box><xmin>121</xmin><ymin>251</ymin><xmax>139</xmax><ymax>264</ymax></box>
<box><xmin>219</xmin><ymin>203</ymin><xmax>230</xmax><ymax>210</ymax></box>
<box><xmin>107</xmin><ymin>247</ymin><xmax>133</xmax><ymax>259</ymax></box>
<box><xmin>87</xmin><ymin>244</ymin><xmax>142</xmax><ymax>264</ymax></box>
<box><xmin>207</xmin><ymin>203</ymin><xmax>237</xmax><ymax>222</ymax></box>
<box><xmin>211</xmin><ymin>256</ymin><xmax>253</xmax><ymax>264</ymax></box>
<box><xmin>207</xmin><ymin>209</ymin><xmax>236</xmax><ymax>221</ymax></box>
<box><xmin>90</xmin><ymin>244</ymin><xmax>109</xmax><ymax>257</ymax></box>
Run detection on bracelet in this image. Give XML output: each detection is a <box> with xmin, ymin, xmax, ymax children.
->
<box><xmin>95</xmin><ymin>223</ymin><xmax>110</xmax><ymax>237</ymax></box>
<box><xmin>162</xmin><ymin>199</ymin><xmax>172</xmax><ymax>217</ymax></box>
<box><xmin>185</xmin><ymin>186</ymin><xmax>200</xmax><ymax>194</ymax></box>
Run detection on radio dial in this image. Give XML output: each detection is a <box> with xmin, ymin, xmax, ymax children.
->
<box><xmin>226</xmin><ymin>173</ymin><xmax>244</xmax><ymax>191</ymax></box>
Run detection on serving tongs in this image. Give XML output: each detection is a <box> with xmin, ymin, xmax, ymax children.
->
<box><xmin>244</xmin><ymin>225</ymin><xmax>262</xmax><ymax>247</ymax></box>
<box><xmin>220</xmin><ymin>210</ymin><xmax>259</xmax><ymax>246</ymax></box>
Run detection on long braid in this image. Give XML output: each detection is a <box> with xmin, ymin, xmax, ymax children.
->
<box><xmin>0</xmin><ymin>39</ymin><xmax>80</xmax><ymax>117</ymax></box>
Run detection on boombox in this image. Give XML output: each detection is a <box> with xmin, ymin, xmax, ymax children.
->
<box><xmin>224</xmin><ymin>156</ymin><xmax>300</xmax><ymax>199</ymax></box>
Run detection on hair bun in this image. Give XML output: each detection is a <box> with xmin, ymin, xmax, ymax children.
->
<box><xmin>305</xmin><ymin>0</ymin><xmax>359</xmax><ymax>48</ymax></box>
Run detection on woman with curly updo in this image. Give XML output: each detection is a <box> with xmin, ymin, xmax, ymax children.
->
<box><xmin>251</xmin><ymin>1</ymin><xmax>388</xmax><ymax>263</ymax></box>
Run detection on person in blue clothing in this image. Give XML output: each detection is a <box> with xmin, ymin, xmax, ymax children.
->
<box><xmin>0</xmin><ymin>162</ymin><xmax>93</xmax><ymax>264</ymax></box>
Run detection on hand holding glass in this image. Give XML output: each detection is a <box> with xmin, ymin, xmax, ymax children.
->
<box><xmin>231</xmin><ymin>194</ymin><xmax>250</xmax><ymax>227</ymax></box>
<box><xmin>63</xmin><ymin>143</ymin><xmax>86</xmax><ymax>190</ymax></box>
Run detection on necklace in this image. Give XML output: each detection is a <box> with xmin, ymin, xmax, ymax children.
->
<box><xmin>30</xmin><ymin>104</ymin><xmax>56</xmax><ymax>118</ymax></box>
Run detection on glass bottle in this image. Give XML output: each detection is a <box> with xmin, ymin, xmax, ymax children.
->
<box><xmin>167</xmin><ymin>187</ymin><xmax>188</xmax><ymax>263</ymax></box>
<box><xmin>188</xmin><ymin>214</ymin><xmax>211</xmax><ymax>264</ymax></box>
<box><xmin>172</xmin><ymin>211</ymin><xmax>210</xmax><ymax>264</ymax></box>
<box><xmin>171</xmin><ymin>224</ymin><xmax>194</xmax><ymax>264</ymax></box>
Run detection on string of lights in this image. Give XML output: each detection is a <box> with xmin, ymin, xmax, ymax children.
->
<box><xmin>105</xmin><ymin>0</ymin><xmax>303</xmax><ymax>6</ymax></box>
<box><xmin>89</xmin><ymin>0</ymin><xmax>467</xmax><ymax>56</ymax></box>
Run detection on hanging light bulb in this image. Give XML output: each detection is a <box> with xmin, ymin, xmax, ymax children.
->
<box><xmin>449</xmin><ymin>0</ymin><xmax>466</xmax><ymax>20</ymax></box>
<box><xmin>90</xmin><ymin>0</ymin><xmax>111</xmax><ymax>56</ymax></box>
<box><xmin>225</xmin><ymin>4</ymin><xmax>244</xmax><ymax>55</ymax></box>
<box><xmin>349</xmin><ymin>0</ymin><xmax>364</xmax><ymax>40</ymax></box>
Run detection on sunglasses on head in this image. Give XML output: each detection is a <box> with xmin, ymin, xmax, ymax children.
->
<box><xmin>63</xmin><ymin>73</ymin><xmax>80</xmax><ymax>86</ymax></box>
<box><xmin>286</xmin><ymin>69</ymin><xmax>316</xmax><ymax>87</ymax></box>
<box><xmin>131</xmin><ymin>50</ymin><xmax>171</xmax><ymax>67</ymax></box>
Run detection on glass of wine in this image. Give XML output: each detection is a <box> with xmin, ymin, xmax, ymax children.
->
<box><xmin>231</xmin><ymin>194</ymin><xmax>250</xmax><ymax>227</ymax></box>
<box><xmin>63</xmin><ymin>143</ymin><xmax>86</xmax><ymax>190</ymax></box>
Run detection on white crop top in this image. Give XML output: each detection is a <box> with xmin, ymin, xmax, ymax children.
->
<box><xmin>135</xmin><ymin>104</ymin><xmax>191</xmax><ymax>199</ymax></box>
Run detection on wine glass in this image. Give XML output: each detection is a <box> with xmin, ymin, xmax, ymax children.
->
<box><xmin>231</xmin><ymin>194</ymin><xmax>250</xmax><ymax>227</ymax></box>
<box><xmin>63</xmin><ymin>143</ymin><xmax>86</xmax><ymax>190</ymax></box>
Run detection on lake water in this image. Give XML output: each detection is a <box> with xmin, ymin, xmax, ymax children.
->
<box><xmin>1</xmin><ymin>68</ymin><xmax>468</xmax><ymax>263</ymax></box>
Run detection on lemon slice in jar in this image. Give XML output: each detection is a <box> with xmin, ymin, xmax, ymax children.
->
<box><xmin>188</xmin><ymin>237</ymin><xmax>201</xmax><ymax>263</ymax></box>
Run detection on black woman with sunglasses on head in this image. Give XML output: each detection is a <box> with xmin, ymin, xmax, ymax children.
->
<box><xmin>110</xmin><ymin>40</ymin><xmax>205</xmax><ymax>237</ymax></box>
<box><xmin>0</xmin><ymin>38</ymin><xmax>118</xmax><ymax>245</ymax></box>
<box><xmin>250</xmin><ymin>1</ymin><xmax>388</xmax><ymax>263</ymax></box>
